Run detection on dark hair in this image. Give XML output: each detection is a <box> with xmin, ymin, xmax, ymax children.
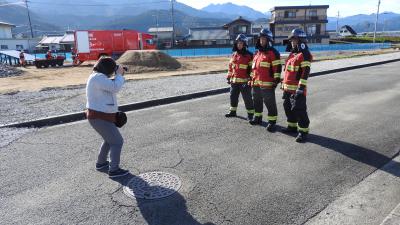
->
<box><xmin>93</xmin><ymin>57</ymin><xmax>117</xmax><ymax>76</ymax></box>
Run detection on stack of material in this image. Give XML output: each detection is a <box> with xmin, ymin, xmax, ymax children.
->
<box><xmin>0</xmin><ymin>63</ymin><xmax>22</xmax><ymax>78</ymax></box>
<box><xmin>117</xmin><ymin>50</ymin><xmax>181</xmax><ymax>73</ymax></box>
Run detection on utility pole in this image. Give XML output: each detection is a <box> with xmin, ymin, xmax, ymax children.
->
<box><xmin>24</xmin><ymin>0</ymin><xmax>34</xmax><ymax>38</ymax></box>
<box><xmin>373</xmin><ymin>0</ymin><xmax>381</xmax><ymax>43</ymax></box>
<box><xmin>170</xmin><ymin>0</ymin><xmax>175</xmax><ymax>48</ymax></box>
<box><xmin>152</xmin><ymin>12</ymin><xmax>159</xmax><ymax>47</ymax></box>
<box><xmin>336</xmin><ymin>11</ymin><xmax>340</xmax><ymax>36</ymax></box>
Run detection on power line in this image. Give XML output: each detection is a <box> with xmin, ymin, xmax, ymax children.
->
<box><xmin>373</xmin><ymin>0</ymin><xmax>381</xmax><ymax>43</ymax></box>
<box><xmin>24</xmin><ymin>0</ymin><xmax>34</xmax><ymax>38</ymax></box>
<box><xmin>171</xmin><ymin>0</ymin><xmax>175</xmax><ymax>46</ymax></box>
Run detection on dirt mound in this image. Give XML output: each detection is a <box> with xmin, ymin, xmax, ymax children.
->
<box><xmin>117</xmin><ymin>50</ymin><xmax>181</xmax><ymax>74</ymax></box>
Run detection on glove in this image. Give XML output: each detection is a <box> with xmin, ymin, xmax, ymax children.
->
<box><xmin>294</xmin><ymin>88</ymin><xmax>304</xmax><ymax>100</ymax></box>
<box><xmin>227</xmin><ymin>78</ymin><xmax>231</xmax><ymax>84</ymax></box>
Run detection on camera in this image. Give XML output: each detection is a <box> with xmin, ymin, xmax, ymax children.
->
<box><xmin>115</xmin><ymin>65</ymin><xmax>128</xmax><ymax>73</ymax></box>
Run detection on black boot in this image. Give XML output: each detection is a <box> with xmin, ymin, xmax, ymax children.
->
<box><xmin>266</xmin><ymin>123</ymin><xmax>276</xmax><ymax>132</ymax></box>
<box><xmin>247</xmin><ymin>113</ymin><xmax>254</xmax><ymax>121</ymax></box>
<box><xmin>225</xmin><ymin>111</ymin><xmax>237</xmax><ymax>117</ymax></box>
<box><xmin>249</xmin><ymin>116</ymin><xmax>262</xmax><ymax>125</ymax></box>
<box><xmin>295</xmin><ymin>132</ymin><xmax>308</xmax><ymax>143</ymax></box>
<box><xmin>282</xmin><ymin>126</ymin><xmax>298</xmax><ymax>134</ymax></box>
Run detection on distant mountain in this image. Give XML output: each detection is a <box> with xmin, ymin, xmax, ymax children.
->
<box><xmin>2</xmin><ymin>0</ymin><xmax>400</xmax><ymax>37</ymax></box>
<box><xmin>202</xmin><ymin>2</ymin><xmax>268</xmax><ymax>20</ymax></box>
<box><xmin>327</xmin><ymin>12</ymin><xmax>400</xmax><ymax>32</ymax></box>
<box><xmin>10</xmin><ymin>0</ymin><xmax>235</xmax><ymax>31</ymax></box>
<box><xmin>0</xmin><ymin>0</ymin><xmax>61</xmax><ymax>37</ymax></box>
<box><xmin>100</xmin><ymin>10</ymin><xmax>230</xmax><ymax>35</ymax></box>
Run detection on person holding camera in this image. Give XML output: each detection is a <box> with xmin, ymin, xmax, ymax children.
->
<box><xmin>86</xmin><ymin>57</ymin><xmax>129</xmax><ymax>178</ymax></box>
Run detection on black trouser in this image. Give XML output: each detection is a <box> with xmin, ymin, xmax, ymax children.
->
<box><xmin>229</xmin><ymin>83</ymin><xmax>254</xmax><ymax>114</ymax></box>
<box><xmin>252</xmin><ymin>86</ymin><xmax>278</xmax><ymax>123</ymax></box>
<box><xmin>283</xmin><ymin>91</ymin><xmax>310</xmax><ymax>133</ymax></box>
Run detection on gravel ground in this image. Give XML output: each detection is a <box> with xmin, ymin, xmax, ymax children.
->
<box><xmin>1</xmin><ymin>51</ymin><xmax>399</xmax><ymax>145</ymax></box>
<box><xmin>0</xmin><ymin>73</ymin><xmax>227</xmax><ymax>126</ymax></box>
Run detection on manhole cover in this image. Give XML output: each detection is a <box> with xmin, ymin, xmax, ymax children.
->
<box><xmin>123</xmin><ymin>171</ymin><xmax>182</xmax><ymax>200</ymax></box>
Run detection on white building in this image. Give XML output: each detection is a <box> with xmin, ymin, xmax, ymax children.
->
<box><xmin>0</xmin><ymin>21</ymin><xmax>40</xmax><ymax>51</ymax></box>
<box><xmin>37</xmin><ymin>35</ymin><xmax>64</xmax><ymax>51</ymax></box>
<box><xmin>0</xmin><ymin>21</ymin><xmax>13</xmax><ymax>39</ymax></box>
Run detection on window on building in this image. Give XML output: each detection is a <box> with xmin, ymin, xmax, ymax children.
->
<box><xmin>284</xmin><ymin>25</ymin><xmax>300</xmax><ymax>32</ymax></box>
<box><xmin>307</xmin><ymin>24</ymin><xmax>317</xmax><ymax>35</ymax></box>
<box><xmin>204</xmin><ymin>41</ymin><xmax>212</xmax><ymax>46</ymax></box>
<box><xmin>216</xmin><ymin>40</ymin><xmax>227</xmax><ymax>45</ymax></box>
<box><xmin>309</xmin><ymin>10</ymin><xmax>318</xmax><ymax>20</ymax></box>
<box><xmin>16</xmin><ymin>45</ymin><xmax>24</xmax><ymax>50</ymax></box>
<box><xmin>309</xmin><ymin>10</ymin><xmax>318</xmax><ymax>17</ymax></box>
<box><xmin>284</xmin><ymin>11</ymin><xmax>296</xmax><ymax>18</ymax></box>
<box><xmin>1</xmin><ymin>45</ymin><xmax>8</xmax><ymax>50</ymax></box>
<box><xmin>238</xmin><ymin>25</ymin><xmax>247</xmax><ymax>33</ymax></box>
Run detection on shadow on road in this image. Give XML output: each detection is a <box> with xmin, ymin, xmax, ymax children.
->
<box><xmin>306</xmin><ymin>134</ymin><xmax>400</xmax><ymax>177</ymax></box>
<box><xmin>274</xmin><ymin>125</ymin><xmax>400</xmax><ymax>177</ymax></box>
<box><xmin>111</xmin><ymin>173</ymin><xmax>216</xmax><ymax>225</ymax></box>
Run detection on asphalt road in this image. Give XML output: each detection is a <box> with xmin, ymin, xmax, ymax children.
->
<box><xmin>1</xmin><ymin>62</ymin><xmax>400</xmax><ymax>225</ymax></box>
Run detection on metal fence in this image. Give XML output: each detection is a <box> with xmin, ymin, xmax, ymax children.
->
<box><xmin>29</xmin><ymin>43</ymin><xmax>392</xmax><ymax>61</ymax></box>
<box><xmin>162</xmin><ymin>43</ymin><xmax>392</xmax><ymax>57</ymax></box>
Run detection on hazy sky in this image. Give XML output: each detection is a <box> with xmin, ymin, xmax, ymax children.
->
<box><xmin>178</xmin><ymin>0</ymin><xmax>400</xmax><ymax>17</ymax></box>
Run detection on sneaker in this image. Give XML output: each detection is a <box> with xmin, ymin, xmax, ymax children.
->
<box><xmin>109</xmin><ymin>168</ymin><xmax>130</xmax><ymax>178</ymax></box>
<box><xmin>96</xmin><ymin>161</ymin><xmax>109</xmax><ymax>171</ymax></box>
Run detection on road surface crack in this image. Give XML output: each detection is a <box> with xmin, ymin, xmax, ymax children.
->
<box><xmin>163</xmin><ymin>148</ymin><xmax>184</xmax><ymax>169</ymax></box>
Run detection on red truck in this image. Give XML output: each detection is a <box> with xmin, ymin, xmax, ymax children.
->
<box><xmin>72</xmin><ymin>30</ymin><xmax>156</xmax><ymax>65</ymax></box>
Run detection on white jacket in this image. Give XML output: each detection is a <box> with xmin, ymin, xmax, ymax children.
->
<box><xmin>86</xmin><ymin>72</ymin><xmax>125</xmax><ymax>113</ymax></box>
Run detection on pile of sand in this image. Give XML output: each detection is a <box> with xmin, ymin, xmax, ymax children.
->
<box><xmin>117</xmin><ymin>50</ymin><xmax>181</xmax><ymax>74</ymax></box>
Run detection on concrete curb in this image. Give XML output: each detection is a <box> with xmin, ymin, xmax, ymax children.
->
<box><xmin>380</xmin><ymin>203</ymin><xmax>400</xmax><ymax>225</ymax></box>
<box><xmin>0</xmin><ymin>88</ymin><xmax>229</xmax><ymax>128</ymax></box>
<box><xmin>1</xmin><ymin>57</ymin><xmax>400</xmax><ymax>129</ymax></box>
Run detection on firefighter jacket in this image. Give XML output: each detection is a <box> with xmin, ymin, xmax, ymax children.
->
<box><xmin>250</xmin><ymin>48</ymin><xmax>281</xmax><ymax>89</ymax></box>
<box><xmin>46</xmin><ymin>53</ymin><xmax>52</xmax><ymax>60</ymax></box>
<box><xmin>227</xmin><ymin>50</ymin><xmax>253</xmax><ymax>84</ymax></box>
<box><xmin>283</xmin><ymin>49</ymin><xmax>312</xmax><ymax>95</ymax></box>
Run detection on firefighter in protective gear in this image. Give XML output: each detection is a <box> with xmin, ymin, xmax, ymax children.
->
<box><xmin>45</xmin><ymin>50</ymin><xmax>52</xmax><ymax>60</ymax></box>
<box><xmin>225</xmin><ymin>34</ymin><xmax>255</xmax><ymax>120</ymax></box>
<box><xmin>249</xmin><ymin>28</ymin><xmax>281</xmax><ymax>132</ymax></box>
<box><xmin>19</xmin><ymin>50</ymin><xmax>26</xmax><ymax>67</ymax></box>
<box><xmin>282</xmin><ymin>28</ymin><xmax>312</xmax><ymax>142</ymax></box>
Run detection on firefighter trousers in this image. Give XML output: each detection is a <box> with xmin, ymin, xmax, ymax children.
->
<box><xmin>252</xmin><ymin>86</ymin><xmax>278</xmax><ymax>123</ymax></box>
<box><xmin>229</xmin><ymin>83</ymin><xmax>254</xmax><ymax>114</ymax></box>
<box><xmin>283</xmin><ymin>91</ymin><xmax>310</xmax><ymax>133</ymax></box>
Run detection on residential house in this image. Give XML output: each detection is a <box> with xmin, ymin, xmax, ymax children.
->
<box><xmin>269</xmin><ymin>5</ymin><xmax>330</xmax><ymax>44</ymax></box>
<box><xmin>0</xmin><ymin>22</ymin><xmax>39</xmax><ymax>52</ymax></box>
